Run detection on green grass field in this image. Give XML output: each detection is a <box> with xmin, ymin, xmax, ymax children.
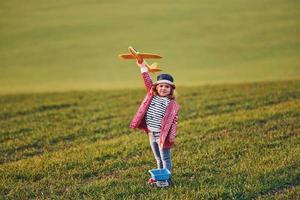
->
<box><xmin>1</xmin><ymin>80</ymin><xmax>299</xmax><ymax>199</ymax></box>
<box><xmin>1</xmin><ymin>0</ymin><xmax>300</xmax><ymax>199</ymax></box>
<box><xmin>0</xmin><ymin>0</ymin><xmax>299</xmax><ymax>94</ymax></box>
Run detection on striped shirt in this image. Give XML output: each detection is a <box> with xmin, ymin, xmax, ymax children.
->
<box><xmin>146</xmin><ymin>95</ymin><xmax>170</xmax><ymax>132</ymax></box>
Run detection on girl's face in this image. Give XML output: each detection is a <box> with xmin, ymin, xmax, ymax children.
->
<box><xmin>156</xmin><ymin>83</ymin><xmax>172</xmax><ymax>97</ymax></box>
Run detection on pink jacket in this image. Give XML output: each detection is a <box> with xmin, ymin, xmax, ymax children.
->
<box><xmin>130</xmin><ymin>72</ymin><xmax>180</xmax><ymax>149</ymax></box>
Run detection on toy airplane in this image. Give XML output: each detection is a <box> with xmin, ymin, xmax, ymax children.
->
<box><xmin>119</xmin><ymin>46</ymin><xmax>163</xmax><ymax>73</ymax></box>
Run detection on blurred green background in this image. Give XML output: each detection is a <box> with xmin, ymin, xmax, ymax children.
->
<box><xmin>0</xmin><ymin>0</ymin><xmax>299</xmax><ymax>94</ymax></box>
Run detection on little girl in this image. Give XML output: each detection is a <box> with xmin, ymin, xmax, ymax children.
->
<box><xmin>130</xmin><ymin>61</ymin><xmax>180</xmax><ymax>182</ymax></box>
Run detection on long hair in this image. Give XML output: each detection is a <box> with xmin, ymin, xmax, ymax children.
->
<box><xmin>152</xmin><ymin>84</ymin><xmax>176</xmax><ymax>100</ymax></box>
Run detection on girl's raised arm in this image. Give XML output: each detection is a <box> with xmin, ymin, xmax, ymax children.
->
<box><xmin>137</xmin><ymin>61</ymin><xmax>153</xmax><ymax>92</ymax></box>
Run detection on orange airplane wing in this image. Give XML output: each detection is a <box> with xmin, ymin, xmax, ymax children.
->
<box><xmin>119</xmin><ymin>54</ymin><xmax>136</xmax><ymax>59</ymax></box>
<box><xmin>128</xmin><ymin>46</ymin><xmax>162</xmax><ymax>59</ymax></box>
<box><xmin>137</xmin><ymin>53</ymin><xmax>162</xmax><ymax>59</ymax></box>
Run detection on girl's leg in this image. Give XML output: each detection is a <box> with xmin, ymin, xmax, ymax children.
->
<box><xmin>149</xmin><ymin>137</ymin><xmax>163</xmax><ymax>168</ymax></box>
<box><xmin>160</xmin><ymin>148</ymin><xmax>172</xmax><ymax>172</ymax></box>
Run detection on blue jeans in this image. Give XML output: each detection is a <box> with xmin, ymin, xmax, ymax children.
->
<box><xmin>149</xmin><ymin>132</ymin><xmax>172</xmax><ymax>172</ymax></box>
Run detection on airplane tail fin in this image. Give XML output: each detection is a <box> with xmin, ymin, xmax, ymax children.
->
<box><xmin>148</xmin><ymin>62</ymin><xmax>162</xmax><ymax>73</ymax></box>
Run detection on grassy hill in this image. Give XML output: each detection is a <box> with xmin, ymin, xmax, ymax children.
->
<box><xmin>1</xmin><ymin>80</ymin><xmax>299</xmax><ymax>199</ymax></box>
<box><xmin>0</xmin><ymin>0</ymin><xmax>300</xmax><ymax>94</ymax></box>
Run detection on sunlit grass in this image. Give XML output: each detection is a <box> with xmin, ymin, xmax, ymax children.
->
<box><xmin>0</xmin><ymin>80</ymin><xmax>299</xmax><ymax>199</ymax></box>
